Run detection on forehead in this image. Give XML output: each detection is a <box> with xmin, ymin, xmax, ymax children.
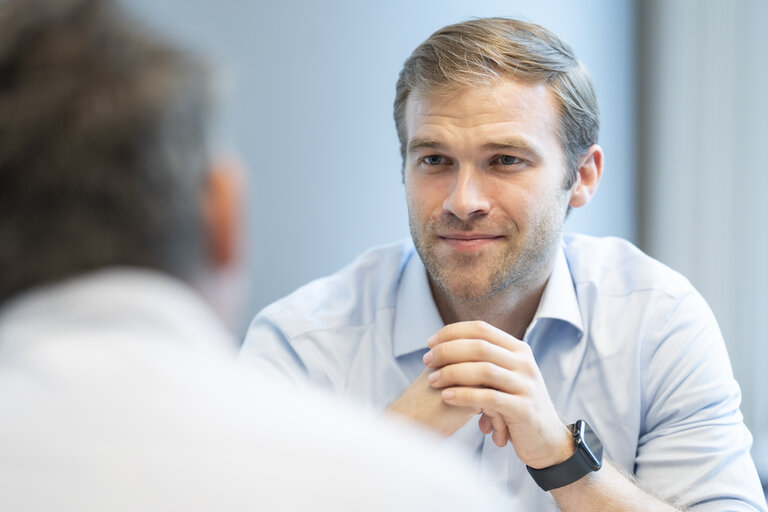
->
<box><xmin>405</xmin><ymin>79</ymin><xmax>561</xmax><ymax>150</ymax></box>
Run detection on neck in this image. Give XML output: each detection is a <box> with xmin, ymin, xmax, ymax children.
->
<box><xmin>430</xmin><ymin>258</ymin><xmax>555</xmax><ymax>340</ymax></box>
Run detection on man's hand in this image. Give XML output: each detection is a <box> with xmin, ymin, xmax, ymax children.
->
<box><xmin>386</xmin><ymin>367</ymin><xmax>479</xmax><ymax>437</ymax></box>
<box><xmin>423</xmin><ymin>320</ymin><xmax>574</xmax><ymax>469</ymax></box>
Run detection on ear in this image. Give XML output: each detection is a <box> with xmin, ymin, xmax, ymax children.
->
<box><xmin>202</xmin><ymin>157</ymin><xmax>245</xmax><ymax>269</ymax></box>
<box><xmin>568</xmin><ymin>144</ymin><xmax>603</xmax><ymax>208</ymax></box>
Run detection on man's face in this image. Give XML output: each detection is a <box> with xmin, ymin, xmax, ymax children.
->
<box><xmin>404</xmin><ymin>79</ymin><xmax>573</xmax><ymax>302</ymax></box>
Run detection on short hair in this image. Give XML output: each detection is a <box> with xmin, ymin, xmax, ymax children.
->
<box><xmin>0</xmin><ymin>0</ymin><xmax>213</xmax><ymax>304</ymax></box>
<box><xmin>394</xmin><ymin>17</ymin><xmax>599</xmax><ymax>186</ymax></box>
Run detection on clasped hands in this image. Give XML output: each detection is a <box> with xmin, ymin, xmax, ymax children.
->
<box><xmin>389</xmin><ymin>320</ymin><xmax>573</xmax><ymax>469</ymax></box>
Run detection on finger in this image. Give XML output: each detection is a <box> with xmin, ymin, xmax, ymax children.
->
<box><xmin>490</xmin><ymin>414</ymin><xmax>510</xmax><ymax>447</ymax></box>
<box><xmin>478</xmin><ymin>412</ymin><xmax>493</xmax><ymax>434</ymax></box>
<box><xmin>492</xmin><ymin>426</ymin><xmax>509</xmax><ymax>447</ymax></box>
<box><xmin>478</xmin><ymin>411</ymin><xmax>510</xmax><ymax>446</ymax></box>
<box><xmin>428</xmin><ymin>320</ymin><xmax>526</xmax><ymax>354</ymax></box>
<box><xmin>441</xmin><ymin>386</ymin><xmax>524</xmax><ymax>419</ymax></box>
<box><xmin>424</xmin><ymin>338</ymin><xmax>523</xmax><ymax>372</ymax></box>
<box><xmin>428</xmin><ymin>361</ymin><xmax>526</xmax><ymax>395</ymax></box>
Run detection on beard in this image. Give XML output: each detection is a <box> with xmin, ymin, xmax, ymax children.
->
<box><xmin>409</xmin><ymin>207</ymin><xmax>566</xmax><ymax>303</ymax></box>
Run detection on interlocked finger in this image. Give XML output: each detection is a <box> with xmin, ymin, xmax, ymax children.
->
<box><xmin>428</xmin><ymin>361</ymin><xmax>527</xmax><ymax>395</ymax></box>
<box><xmin>424</xmin><ymin>338</ymin><xmax>522</xmax><ymax>372</ymax></box>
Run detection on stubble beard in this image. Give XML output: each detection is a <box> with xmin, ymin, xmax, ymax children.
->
<box><xmin>410</xmin><ymin>208</ymin><xmax>565</xmax><ymax>304</ymax></box>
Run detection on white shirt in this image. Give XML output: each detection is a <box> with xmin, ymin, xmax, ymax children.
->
<box><xmin>241</xmin><ymin>235</ymin><xmax>768</xmax><ymax>511</ymax></box>
<box><xmin>0</xmin><ymin>268</ymin><xmax>513</xmax><ymax>511</ymax></box>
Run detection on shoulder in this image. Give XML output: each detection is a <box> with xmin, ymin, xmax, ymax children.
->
<box><xmin>563</xmin><ymin>234</ymin><xmax>722</xmax><ymax>382</ymax></box>
<box><xmin>563</xmin><ymin>233</ymin><xmax>693</xmax><ymax>300</ymax></box>
<box><xmin>257</xmin><ymin>240</ymin><xmax>415</xmax><ymax>339</ymax></box>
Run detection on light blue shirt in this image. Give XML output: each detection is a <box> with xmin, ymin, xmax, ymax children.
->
<box><xmin>240</xmin><ymin>235</ymin><xmax>767</xmax><ymax>511</ymax></box>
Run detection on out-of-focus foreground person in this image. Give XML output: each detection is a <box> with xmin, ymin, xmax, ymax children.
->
<box><xmin>0</xmin><ymin>1</ymin><xmax>512</xmax><ymax>510</ymax></box>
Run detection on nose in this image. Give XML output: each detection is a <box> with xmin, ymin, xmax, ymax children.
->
<box><xmin>442</xmin><ymin>166</ymin><xmax>490</xmax><ymax>220</ymax></box>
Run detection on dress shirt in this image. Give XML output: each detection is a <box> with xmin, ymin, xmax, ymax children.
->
<box><xmin>241</xmin><ymin>235</ymin><xmax>768</xmax><ymax>511</ymax></box>
<box><xmin>0</xmin><ymin>267</ymin><xmax>509</xmax><ymax>511</ymax></box>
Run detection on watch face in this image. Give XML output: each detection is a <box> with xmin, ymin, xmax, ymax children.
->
<box><xmin>576</xmin><ymin>420</ymin><xmax>603</xmax><ymax>470</ymax></box>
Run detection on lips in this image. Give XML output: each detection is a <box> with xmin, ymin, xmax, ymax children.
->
<box><xmin>438</xmin><ymin>233</ymin><xmax>504</xmax><ymax>252</ymax></box>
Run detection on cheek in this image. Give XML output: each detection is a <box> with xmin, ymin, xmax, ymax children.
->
<box><xmin>494</xmin><ymin>180</ymin><xmax>566</xmax><ymax>228</ymax></box>
<box><xmin>494</xmin><ymin>185</ymin><xmax>535</xmax><ymax>219</ymax></box>
<box><xmin>519</xmin><ymin>186</ymin><xmax>571</xmax><ymax>227</ymax></box>
<box><xmin>405</xmin><ymin>176</ymin><xmax>444</xmax><ymax>220</ymax></box>
<box><xmin>403</xmin><ymin>178</ymin><xmax>419</xmax><ymax>215</ymax></box>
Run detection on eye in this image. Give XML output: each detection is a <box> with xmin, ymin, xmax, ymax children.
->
<box><xmin>423</xmin><ymin>155</ymin><xmax>445</xmax><ymax>166</ymax></box>
<box><xmin>496</xmin><ymin>155</ymin><xmax>521</xmax><ymax>166</ymax></box>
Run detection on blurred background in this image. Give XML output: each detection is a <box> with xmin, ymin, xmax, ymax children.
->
<box><xmin>124</xmin><ymin>0</ymin><xmax>766</xmax><ymax>488</ymax></box>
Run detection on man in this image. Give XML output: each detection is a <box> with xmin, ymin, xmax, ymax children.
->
<box><xmin>240</xmin><ymin>17</ymin><xmax>768</xmax><ymax>511</ymax></box>
<box><xmin>0</xmin><ymin>1</ymin><xmax>510</xmax><ymax>510</ymax></box>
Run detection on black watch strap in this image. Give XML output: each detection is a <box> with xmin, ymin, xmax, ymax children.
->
<box><xmin>526</xmin><ymin>420</ymin><xmax>603</xmax><ymax>492</ymax></box>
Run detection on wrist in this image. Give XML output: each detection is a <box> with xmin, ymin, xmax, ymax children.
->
<box><xmin>528</xmin><ymin>424</ymin><xmax>576</xmax><ymax>469</ymax></box>
<box><xmin>527</xmin><ymin>420</ymin><xmax>604</xmax><ymax>492</ymax></box>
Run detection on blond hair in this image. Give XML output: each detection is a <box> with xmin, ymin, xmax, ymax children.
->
<box><xmin>394</xmin><ymin>17</ymin><xmax>598</xmax><ymax>187</ymax></box>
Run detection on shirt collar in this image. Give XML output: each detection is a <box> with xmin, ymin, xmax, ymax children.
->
<box><xmin>524</xmin><ymin>245</ymin><xmax>584</xmax><ymax>341</ymax></box>
<box><xmin>393</xmin><ymin>249</ymin><xmax>444</xmax><ymax>358</ymax></box>
<box><xmin>0</xmin><ymin>267</ymin><xmax>238</xmax><ymax>355</ymax></box>
<box><xmin>392</xmin><ymin>243</ymin><xmax>583</xmax><ymax>358</ymax></box>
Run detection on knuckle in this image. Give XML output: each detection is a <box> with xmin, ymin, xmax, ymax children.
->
<box><xmin>518</xmin><ymin>379</ymin><xmax>533</xmax><ymax>397</ymax></box>
<box><xmin>431</xmin><ymin>344</ymin><xmax>445</xmax><ymax>362</ymax></box>
<box><xmin>485</xmin><ymin>389</ymin><xmax>502</xmax><ymax>407</ymax></box>
<box><xmin>465</xmin><ymin>320</ymin><xmax>489</xmax><ymax>338</ymax></box>
<box><xmin>444</xmin><ymin>341</ymin><xmax>460</xmax><ymax>360</ymax></box>
<box><xmin>480</xmin><ymin>362</ymin><xmax>497</xmax><ymax>382</ymax></box>
<box><xmin>522</xmin><ymin>360</ymin><xmax>539</xmax><ymax>379</ymax></box>
<box><xmin>476</xmin><ymin>320</ymin><xmax>494</xmax><ymax>335</ymax></box>
<box><xmin>475</xmin><ymin>339</ymin><xmax>491</xmax><ymax>359</ymax></box>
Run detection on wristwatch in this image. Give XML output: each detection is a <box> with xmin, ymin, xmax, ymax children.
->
<box><xmin>526</xmin><ymin>419</ymin><xmax>603</xmax><ymax>491</ymax></box>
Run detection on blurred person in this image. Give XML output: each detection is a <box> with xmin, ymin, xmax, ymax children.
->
<box><xmin>0</xmin><ymin>1</ymin><xmax>514</xmax><ymax>510</ymax></box>
<box><xmin>240</xmin><ymin>17</ymin><xmax>768</xmax><ymax>512</ymax></box>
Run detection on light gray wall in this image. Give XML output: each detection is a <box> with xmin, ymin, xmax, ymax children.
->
<box><xmin>123</xmin><ymin>0</ymin><xmax>636</xmax><ymax>332</ymax></box>
<box><xmin>638</xmin><ymin>0</ymin><xmax>768</xmax><ymax>480</ymax></box>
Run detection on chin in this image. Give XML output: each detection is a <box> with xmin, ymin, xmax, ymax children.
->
<box><xmin>437</xmin><ymin>276</ymin><xmax>502</xmax><ymax>303</ymax></box>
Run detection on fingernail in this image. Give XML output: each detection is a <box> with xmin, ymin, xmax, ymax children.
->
<box><xmin>442</xmin><ymin>390</ymin><xmax>455</xmax><ymax>400</ymax></box>
<box><xmin>428</xmin><ymin>370</ymin><xmax>441</xmax><ymax>383</ymax></box>
<box><xmin>422</xmin><ymin>351</ymin><xmax>433</xmax><ymax>365</ymax></box>
<box><xmin>427</xmin><ymin>335</ymin><xmax>436</xmax><ymax>347</ymax></box>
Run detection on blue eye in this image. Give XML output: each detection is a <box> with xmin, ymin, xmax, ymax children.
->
<box><xmin>424</xmin><ymin>155</ymin><xmax>444</xmax><ymax>165</ymax></box>
<box><xmin>498</xmin><ymin>155</ymin><xmax>520</xmax><ymax>165</ymax></box>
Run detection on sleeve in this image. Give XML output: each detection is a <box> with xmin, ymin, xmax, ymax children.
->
<box><xmin>635</xmin><ymin>290</ymin><xmax>767</xmax><ymax>511</ymax></box>
<box><xmin>237</xmin><ymin>310</ymin><xmax>313</xmax><ymax>389</ymax></box>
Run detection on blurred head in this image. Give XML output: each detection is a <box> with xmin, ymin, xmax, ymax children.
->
<box><xmin>0</xmin><ymin>0</ymin><xmax>239</xmax><ymax>305</ymax></box>
<box><xmin>394</xmin><ymin>17</ymin><xmax>599</xmax><ymax>188</ymax></box>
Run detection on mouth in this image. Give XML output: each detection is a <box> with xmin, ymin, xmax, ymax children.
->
<box><xmin>437</xmin><ymin>233</ymin><xmax>504</xmax><ymax>252</ymax></box>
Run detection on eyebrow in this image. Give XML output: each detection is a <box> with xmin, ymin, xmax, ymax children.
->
<box><xmin>483</xmin><ymin>139</ymin><xmax>542</xmax><ymax>160</ymax></box>
<box><xmin>406</xmin><ymin>138</ymin><xmax>444</xmax><ymax>154</ymax></box>
<box><xmin>407</xmin><ymin>137</ymin><xmax>544</xmax><ymax>161</ymax></box>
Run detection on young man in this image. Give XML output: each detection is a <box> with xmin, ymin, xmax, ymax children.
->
<box><xmin>240</xmin><ymin>18</ymin><xmax>767</xmax><ymax>511</ymax></box>
<box><xmin>0</xmin><ymin>2</ymin><xmax>509</xmax><ymax>510</ymax></box>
